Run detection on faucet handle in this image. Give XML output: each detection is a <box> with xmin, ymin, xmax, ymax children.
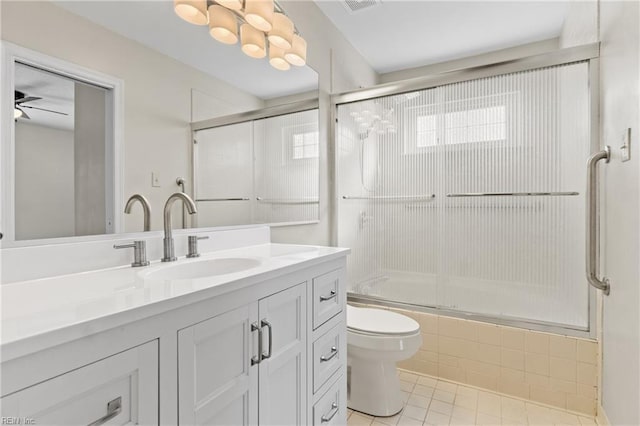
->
<box><xmin>114</xmin><ymin>240</ymin><xmax>150</xmax><ymax>267</ymax></box>
<box><xmin>187</xmin><ymin>235</ymin><xmax>209</xmax><ymax>258</ymax></box>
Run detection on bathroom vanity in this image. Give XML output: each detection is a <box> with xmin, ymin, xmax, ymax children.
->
<box><xmin>0</xmin><ymin>231</ymin><xmax>348</xmax><ymax>425</ymax></box>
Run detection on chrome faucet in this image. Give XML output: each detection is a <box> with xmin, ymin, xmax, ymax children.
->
<box><xmin>124</xmin><ymin>194</ymin><xmax>152</xmax><ymax>231</ymax></box>
<box><xmin>162</xmin><ymin>192</ymin><xmax>197</xmax><ymax>262</ymax></box>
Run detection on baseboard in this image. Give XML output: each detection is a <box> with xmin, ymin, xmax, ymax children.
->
<box><xmin>596</xmin><ymin>403</ymin><xmax>610</xmax><ymax>426</ymax></box>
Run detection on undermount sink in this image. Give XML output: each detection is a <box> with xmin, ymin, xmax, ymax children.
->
<box><xmin>144</xmin><ymin>258</ymin><xmax>262</xmax><ymax>281</ymax></box>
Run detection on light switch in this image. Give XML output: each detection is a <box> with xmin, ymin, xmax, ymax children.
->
<box><xmin>152</xmin><ymin>172</ymin><xmax>161</xmax><ymax>187</ymax></box>
<box><xmin>621</xmin><ymin>128</ymin><xmax>631</xmax><ymax>162</ymax></box>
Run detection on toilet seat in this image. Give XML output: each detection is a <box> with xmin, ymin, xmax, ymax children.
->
<box><xmin>347</xmin><ymin>305</ymin><xmax>420</xmax><ymax>336</ymax></box>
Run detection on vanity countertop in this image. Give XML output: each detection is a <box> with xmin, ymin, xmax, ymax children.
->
<box><xmin>0</xmin><ymin>243</ymin><xmax>349</xmax><ymax>362</ymax></box>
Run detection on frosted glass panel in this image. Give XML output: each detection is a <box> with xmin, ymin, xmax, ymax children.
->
<box><xmin>336</xmin><ymin>63</ymin><xmax>591</xmax><ymax>328</ymax></box>
<box><xmin>254</xmin><ymin>109</ymin><xmax>319</xmax><ymax>224</ymax></box>
<box><xmin>195</xmin><ymin>109</ymin><xmax>318</xmax><ymax>226</ymax></box>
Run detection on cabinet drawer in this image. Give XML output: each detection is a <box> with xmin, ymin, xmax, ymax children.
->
<box><xmin>312</xmin><ymin>269</ymin><xmax>343</xmax><ymax>329</ymax></box>
<box><xmin>313</xmin><ymin>323</ymin><xmax>345</xmax><ymax>393</ymax></box>
<box><xmin>1</xmin><ymin>340</ymin><xmax>158</xmax><ymax>426</ymax></box>
<box><xmin>313</xmin><ymin>375</ymin><xmax>346</xmax><ymax>426</ymax></box>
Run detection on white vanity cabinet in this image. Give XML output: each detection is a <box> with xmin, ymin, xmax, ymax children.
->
<box><xmin>177</xmin><ymin>283</ymin><xmax>306</xmax><ymax>426</ymax></box>
<box><xmin>0</xmin><ymin>340</ymin><xmax>159</xmax><ymax>425</ymax></box>
<box><xmin>1</xmin><ymin>246</ymin><xmax>348</xmax><ymax>426</ymax></box>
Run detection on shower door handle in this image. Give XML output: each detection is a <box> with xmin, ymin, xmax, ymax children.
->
<box><xmin>586</xmin><ymin>146</ymin><xmax>610</xmax><ymax>295</ymax></box>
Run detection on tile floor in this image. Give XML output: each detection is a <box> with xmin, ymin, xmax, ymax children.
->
<box><xmin>347</xmin><ymin>370</ymin><xmax>598</xmax><ymax>426</ymax></box>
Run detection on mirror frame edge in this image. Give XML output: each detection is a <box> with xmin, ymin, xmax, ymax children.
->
<box><xmin>1</xmin><ymin>41</ymin><xmax>125</xmax><ymax>248</ymax></box>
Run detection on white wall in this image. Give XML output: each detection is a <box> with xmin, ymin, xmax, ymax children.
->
<box><xmin>561</xmin><ymin>1</ymin><xmax>640</xmax><ymax>424</ymax></box>
<box><xmin>598</xmin><ymin>1</ymin><xmax>640</xmax><ymax>424</ymax></box>
<box><xmin>379</xmin><ymin>38</ymin><xmax>560</xmax><ymax>84</ymax></box>
<box><xmin>14</xmin><ymin>122</ymin><xmax>75</xmax><ymax>239</ymax></box>
<box><xmin>1</xmin><ymin>0</ymin><xmax>264</xmax><ymax>234</ymax></box>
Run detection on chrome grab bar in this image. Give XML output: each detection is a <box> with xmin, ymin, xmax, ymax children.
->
<box><xmin>446</xmin><ymin>192</ymin><xmax>579</xmax><ymax>197</ymax></box>
<box><xmin>87</xmin><ymin>397</ymin><xmax>122</xmax><ymax>426</ymax></box>
<box><xmin>195</xmin><ymin>197</ymin><xmax>251</xmax><ymax>202</ymax></box>
<box><xmin>321</xmin><ymin>403</ymin><xmax>339</xmax><ymax>423</ymax></box>
<box><xmin>586</xmin><ymin>146</ymin><xmax>611</xmax><ymax>295</ymax></box>
<box><xmin>320</xmin><ymin>346</ymin><xmax>338</xmax><ymax>362</ymax></box>
<box><xmin>251</xmin><ymin>322</ymin><xmax>262</xmax><ymax>366</ymax></box>
<box><xmin>261</xmin><ymin>319</ymin><xmax>273</xmax><ymax>360</ymax></box>
<box><xmin>256</xmin><ymin>197</ymin><xmax>319</xmax><ymax>205</ymax></box>
<box><xmin>342</xmin><ymin>195</ymin><xmax>435</xmax><ymax>201</ymax></box>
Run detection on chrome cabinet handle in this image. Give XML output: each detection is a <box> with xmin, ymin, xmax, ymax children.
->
<box><xmin>320</xmin><ymin>290</ymin><xmax>337</xmax><ymax>301</ymax></box>
<box><xmin>586</xmin><ymin>146</ymin><xmax>611</xmax><ymax>295</ymax></box>
<box><xmin>87</xmin><ymin>397</ymin><xmax>122</xmax><ymax>426</ymax></box>
<box><xmin>261</xmin><ymin>319</ymin><xmax>273</xmax><ymax>360</ymax></box>
<box><xmin>251</xmin><ymin>322</ymin><xmax>262</xmax><ymax>366</ymax></box>
<box><xmin>321</xmin><ymin>402</ymin><xmax>339</xmax><ymax>423</ymax></box>
<box><xmin>320</xmin><ymin>346</ymin><xmax>338</xmax><ymax>362</ymax></box>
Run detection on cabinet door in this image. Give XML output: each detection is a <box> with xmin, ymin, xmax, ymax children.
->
<box><xmin>178</xmin><ymin>304</ymin><xmax>258</xmax><ymax>426</ymax></box>
<box><xmin>258</xmin><ymin>283</ymin><xmax>307</xmax><ymax>426</ymax></box>
<box><xmin>1</xmin><ymin>340</ymin><xmax>158</xmax><ymax>426</ymax></box>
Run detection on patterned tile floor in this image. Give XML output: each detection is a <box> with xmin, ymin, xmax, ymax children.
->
<box><xmin>347</xmin><ymin>371</ymin><xmax>598</xmax><ymax>426</ymax></box>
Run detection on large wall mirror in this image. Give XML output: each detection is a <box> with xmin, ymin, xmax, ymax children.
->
<box><xmin>1</xmin><ymin>0</ymin><xmax>319</xmax><ymax>245</ymax></box>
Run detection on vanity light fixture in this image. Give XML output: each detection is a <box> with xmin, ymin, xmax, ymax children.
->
<box><xmin>284</xmin><ymin>34</ymin><xmax>307</xmax><ymax>66</ymax></box>
<box><xmin>244</xmin><ymin>0</ymin><xmax>274</xmax><ymax>32</ymax></box>
<box><xmin>174</xmin><ymin>0</ymin><xmax>209</xmax><ymax>25</ymax></box>
<box><xmin>240</xmin><ymin>23</ymin><xmax>266</xmax><ymax>58</ymax></box>
<box><xmin>208</xmin><ymin>4</ymin><xmax>238</xmax><ymax>44</ymax></box>
<box><xmin>268</xmin><ymin>13</ymin><xmax>294</xmax><ymax>49</ymax></box>
<box><xmin>269</xmin><ymin>45</ymin><xmax>290</xmax><ymax>71</ymax></box>
<box><xmin>173</xmin><ymin>0</ymin><xmax>307</xmax><ymax>70</ymax></box>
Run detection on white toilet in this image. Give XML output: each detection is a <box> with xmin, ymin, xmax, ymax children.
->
<box><xmin>346</xmin><ymin>305</ymin><xmax>422</xmax><ymax>417</ymax></box>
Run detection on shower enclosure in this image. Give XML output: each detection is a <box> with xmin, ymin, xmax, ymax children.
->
<box><xmin>334</xmin><ymin>45</ymin><xmax>599</xmax><ymax>334</ymax></box>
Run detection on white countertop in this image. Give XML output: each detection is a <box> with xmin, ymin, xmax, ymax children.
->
<box><xmin>0</xmin><ymin>243</ymin><xmax>349</xmax><ymax>361</ymax></box>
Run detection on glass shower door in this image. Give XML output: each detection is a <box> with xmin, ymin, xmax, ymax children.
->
<box><xmin>336</xmin><ymin>61</ymin><xmax>591</xmax><ymax>329</ymax></box>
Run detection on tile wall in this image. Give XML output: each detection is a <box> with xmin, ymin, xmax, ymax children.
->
<box><xmin>354</xmin><ymin>304</ymin><xmax>598</xmax><ymax>415</ymax></box>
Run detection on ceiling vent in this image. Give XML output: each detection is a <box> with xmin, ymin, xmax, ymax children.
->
<box><xmin>342</xmin><ymin>0</ymin><xmax>381</xmax><ymax>14</ymax></box>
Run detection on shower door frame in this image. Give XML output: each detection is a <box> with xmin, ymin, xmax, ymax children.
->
<box><xmin>330</xmin><ymin>43</ymin><xmax>601</xmax><ymax>338</ymax></box>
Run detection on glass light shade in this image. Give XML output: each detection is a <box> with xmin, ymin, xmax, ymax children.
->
<box><xmin>208</xmin><ymin>5</ymin><xmax>238</xmax><ymax>44</ymax></box>
<box><xmin>269</xmin><ymin>45</ymin><xmax>290</xmax><ymax>71</ymax></box>
<box><xmin>284</xmin><ymin>34</ymin><xmax>307</xmax><ymax>66</ymax></box>
<box><xmin>217</xmin><ymin>0</ymin><xmax>243</xmax><ymax>10</ymax></box>
<box><xmin>174</xmin><ymin>0</ymin><xmax>208</xmax><ymax>25</ymax></box>
<box><xmin>240</xmin><ymin>24</ymin><xmax>266</xmax><ymax>58</ymax></box>
<box><xmin>267</xmin><ymin>13</ymin><xmax>294</xmax><ymax>49</ymax></box>
<box><xmin>245</xmin><ymin>0</ymin><xmax>274</xmax><ymax>32</ymax></box>
<box><xmin>14</xmin><ymin>108</ymin><xmax>22</xmax><ymax>119</ymax></box>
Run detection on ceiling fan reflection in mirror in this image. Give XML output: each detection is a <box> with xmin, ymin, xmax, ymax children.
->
<box><xmin>14</xmin><ymin>90</ymin><xmax>68</xmax><ymax>120</ymax></box>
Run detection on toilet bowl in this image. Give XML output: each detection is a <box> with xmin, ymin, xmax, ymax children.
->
<box><xmin>346</xmin><ymin>305</ymin><xmax>422</xmax><ymax>417</ymax></box>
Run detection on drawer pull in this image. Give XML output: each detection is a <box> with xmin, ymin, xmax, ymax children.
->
<box><xmin>87</xmin><ymin>396</ymin><xmax>122</xmax><ymax>426</ymax></box>
<box><xmin>251</xmin><ymin>322</ymin><xmax>262</xmax><ymax>366</ymax></box>
<box><xmin>320</xmin><ymin>346</ymin><xmax>338</xmax><ymax>362</ymax></box>
<box><xmin>319</xmin><ymin>290</ymin><xmax>337</xmax><ymax>301</ymax></box>
<box><xmin>261</xmin><ymin>319</ymin><xmax>273</xmax><ymax>360</ymax></box>
<box><xmin>321</xmin><ymin>402</ymin><xmax>339</xmax><ymax>423</ymax></box>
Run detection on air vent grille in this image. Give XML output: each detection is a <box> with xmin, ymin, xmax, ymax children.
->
<box><xmin>343</xmin><ymin>0</ymin><xmax>380</xmax><ymax>13</ymax></box>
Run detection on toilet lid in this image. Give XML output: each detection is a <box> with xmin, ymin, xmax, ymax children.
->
<box><xmin>347</xmin><ymin>305</ymin><xmax>420</xmax><ymax>335</ymax></box>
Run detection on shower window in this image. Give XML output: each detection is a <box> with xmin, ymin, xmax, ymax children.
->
<box><xmin>336</xmin><ymin>61</ymin><xmax>592</xmax><ymax>331</ymax></box>
<box><xmin>290</xmin><ymin>126</ymin><xmax>319</xmax><ymax>159</ymax></box>
<box><xmin>407</xmin><ymin>96</ymin><xmax>509</xmax><ymax>152</ymax></box>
